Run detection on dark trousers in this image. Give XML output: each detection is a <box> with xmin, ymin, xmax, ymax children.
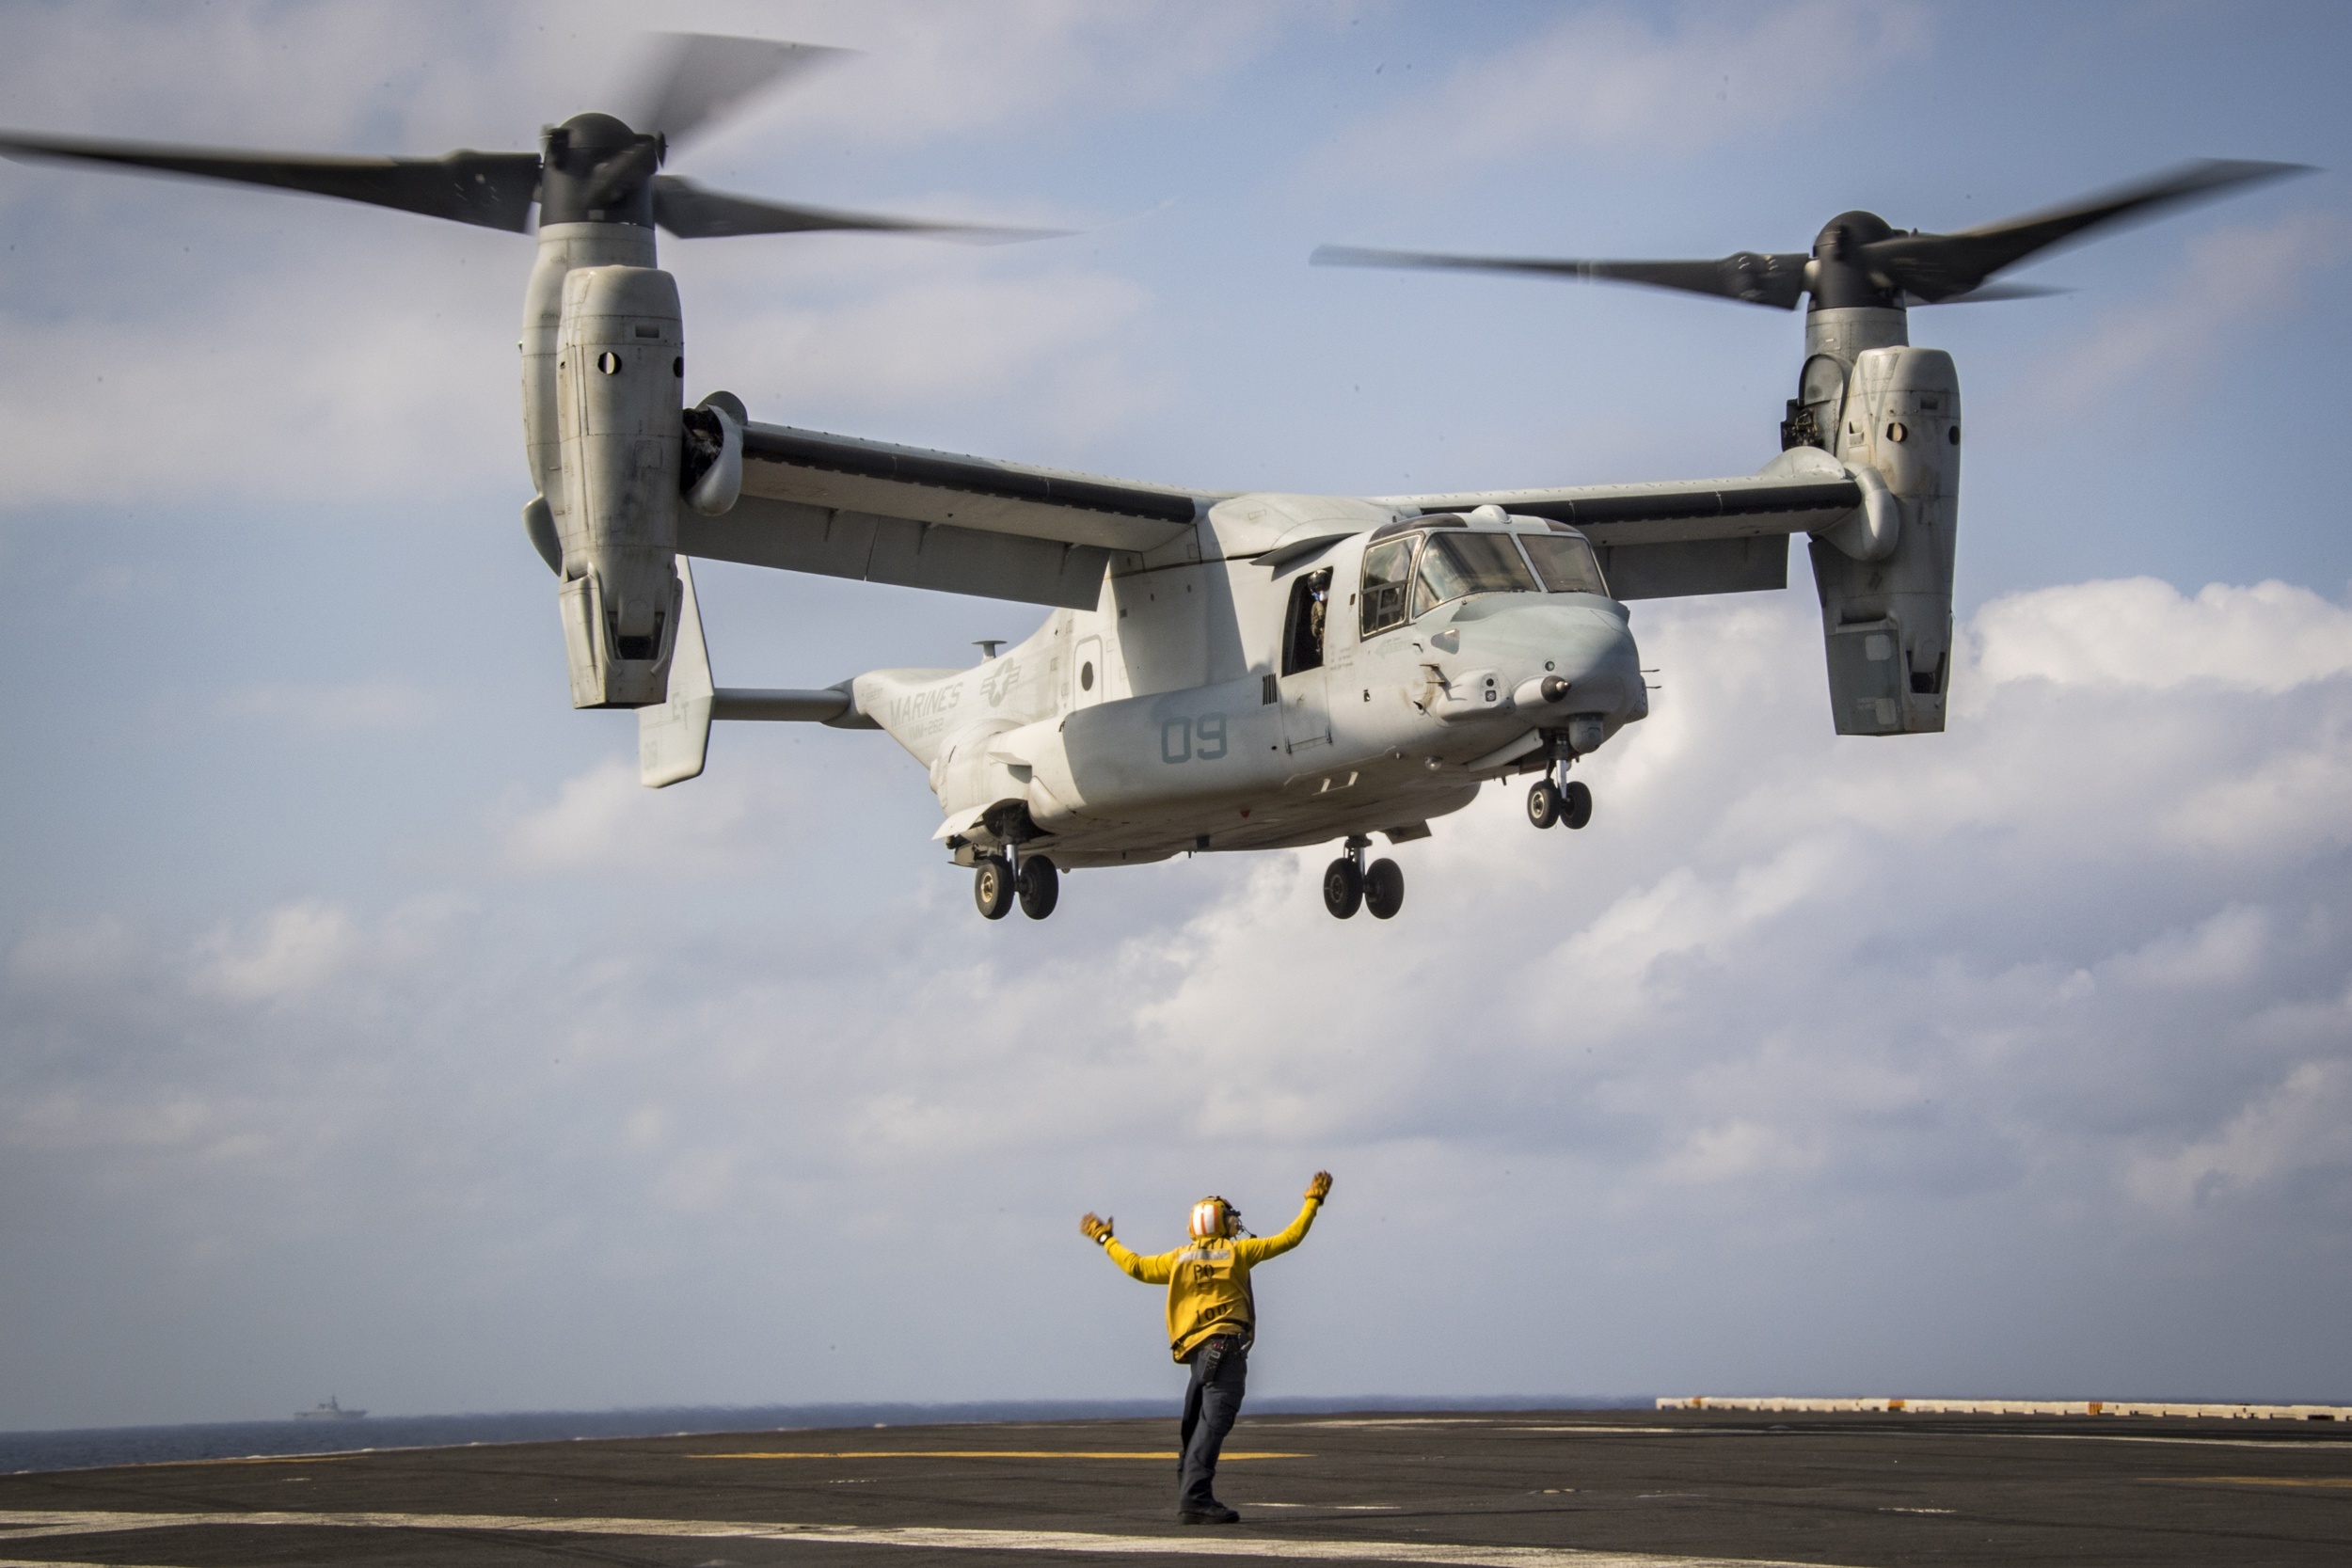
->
<box><xmin>1177</xmin><ymin>1336</ymin><xmax>1248</xmax><ymax>1510</ymax></box>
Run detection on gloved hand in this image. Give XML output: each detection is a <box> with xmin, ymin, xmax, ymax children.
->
<box><xmin>1080</xmin><ymin>1212</ymin><xmax>1114</xmax><ymax>1244</ymax></box>
<box><xmin>1306</xmin><ymin>1171</ymin><xmax>1332</xmax><ymax>1203</ymax></box>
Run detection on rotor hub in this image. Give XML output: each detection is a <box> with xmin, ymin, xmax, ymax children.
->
<box><xmin>538</xmin><ymin>113</ymin><xmax>660</xmax><ymax>230</ymax></box>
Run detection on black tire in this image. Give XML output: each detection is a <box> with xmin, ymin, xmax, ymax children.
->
<box><xmin>1322</xmin><ymin>857</ymin><xmax>1363</xmax><ymax>919</ymax></box>
<box><xmin>1526</xmin><ymin>778</ymin><xmax>1562</xmax><ymax>830</ymax></box>
<box><xmin>974</xmin><ymin>857</ymin><xmax>1014</xmax><ymax>919</ymax></box>
<box><xmin>1363</xmin><ymin>858</ymin><xmax>1406</xmax><ymax>919</ymax></box>
<box><xmin>1562</xmin><ymin>780</ymin><xmax>1593</xmax><ymax>830</ymax></box>
<box><xmin>1016</xmin><ymin>856</ymin><xmax>1059</xmax><ymax>920</ymax></box>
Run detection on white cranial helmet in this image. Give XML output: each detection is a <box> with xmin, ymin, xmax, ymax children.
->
<box><xmin>1189</xmin><ymin>1197</ymin><xmax>1238</xmax><ymax>1239</ymax></box>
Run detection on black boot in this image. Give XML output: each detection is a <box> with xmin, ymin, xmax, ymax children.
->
<box><xmin>1177</xmin><ymin>1501</ymin><xmax>1240</xmax><ymax>1526</ymax></box>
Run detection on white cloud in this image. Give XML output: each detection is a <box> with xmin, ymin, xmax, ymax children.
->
<box><xmin>1314</xmin><ymin>0</ymin><xmax>1931</xmax><ymax>182</ymax></box>
<box><xmin>711</xmin><ymin>269</ymin><xmax>1162</xmax><ymax>438</ymax></box>
<box><xmin>193</xmin><ymin>900</ymin><xmax>359</xmax><ymax>1001</ymax></box>
<box><xmin>676</xmin><ymin>1</ymin><xmax>1284</xmax><ymax>155</ymax></box>
<box><xmin>499</xmin><ymin>755</ymin><xmax>793</xmax><ymax>876</ymax></box>
<box><xmin>2027</xmin><ymin>211</ymin><xmax>2349</xmax><ymax>414</ymax></box>
<box><xmin>2126</xmin><ymin>1057</ymin><xmax>2352</xmax><ymax>1212</ymax></box>
<box><xmin>0</xmin><ymin>231</ymin><xmax>520</xmax><ymax>510</ymax></box>
<box><xmin>4</xmin><ymin>0</ymin><xmax>2350</xmax><ymax>1429</ymax></box>
<box><xmin>10</xmin><ymin>571</ymin><xmax>2352</xmax><ymax>1424</ymax></box>
<box><xmin>1970</xmin><ymin>578</ymin><xmax>2352</xmax><ymax>695</ymax></box>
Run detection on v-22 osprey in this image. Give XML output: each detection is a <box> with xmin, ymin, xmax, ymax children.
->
<box><xmin>0</xmin><ymin>36</ymin><xmax>2301</xmax><ymax>922</ymax></box>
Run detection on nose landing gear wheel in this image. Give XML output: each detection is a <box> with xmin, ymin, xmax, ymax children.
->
<box><xmin>974</xmin><ymin>856</ymin><xmax>1014</xmax><ymax>920</ymax></box>
<box><xmin>1363</xmin><ymin>857</ymin><xmax>1406</xmax><ymax>919</ymax></box>
<box><xmin>1016</xmin><ymin>856</ymin><xmax>1059</xmax><ymax>920</ymax></box>
<box><xmin>1561</xmin><ymin>780</ymin><xmax>1593</xmax><ymax>830</ymax></box>
<box><xmin>1322</xmin><ymin>857</ymin><xmax>1363</xmax><ymax>919</ymax></box>
<box><xmin>1527</xmin><ymin>779</ymin><xmax>1562</xmax><ymax>829</ymax></box>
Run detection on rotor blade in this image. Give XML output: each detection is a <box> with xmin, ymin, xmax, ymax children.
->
<box><xmin>1865</xmin><ymin>159</ymin><xmax>2312</xmax><ymax>303</ymax></box>
<box><xmin>0</xmin><ymin>131</ymin><xmax>540</xmax><ymax>230</ymax></box>
<box><xmin>651</xmin><ymin>176</ymin><xmax>1060</xmax><ymax>242</ymax></box>
<box><xmin>1311</xmin><ymin>244</ymin><xmax>1809</xmax><ymax>309</ymax></box>
<box><xmin>1906</xmin><ymin>280</ymin><xmax>2071</xmax><ymax>306</ymax></box>
<box><xmin>627</xmin><ymin>33</ymin><xmax>850</xmax><ymax>149</ymax></box>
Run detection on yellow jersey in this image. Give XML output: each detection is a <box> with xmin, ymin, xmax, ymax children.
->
<box><xmin>1102</xmin><ymin>1196</ymin><xmax>1321</xmax><ymax>1361</ymax></box>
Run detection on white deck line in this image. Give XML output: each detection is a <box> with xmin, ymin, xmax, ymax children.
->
<box><xmin>1658</xmin><ymin>1397</ymin><xmax>2352</xmax><ymax>1421</ymax></box>
<box><xmin>0</xmin><ymin>1510</ymin><xmax>1852</xmax><ymax>1568</ymax></box>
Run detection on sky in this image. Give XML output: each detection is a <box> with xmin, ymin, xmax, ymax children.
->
<box><xmin>2</xmin><ymin>0</ymin><xmax>2349</xmax><ymax>1432</ymax></box>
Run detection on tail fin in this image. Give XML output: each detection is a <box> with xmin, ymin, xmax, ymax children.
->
<box><xmin>639</xmin><ymin>557</ymin><xmax>715</xmax><ymax>787</ymax></box>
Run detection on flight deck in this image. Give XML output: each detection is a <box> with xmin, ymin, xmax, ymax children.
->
<box><xmin>1</xmin><ymin>1406</ymin><xmax>2345</xmax><ymax>1567</ymax></box>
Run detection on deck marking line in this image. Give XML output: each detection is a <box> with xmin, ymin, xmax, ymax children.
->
<box><xmin>1503</xmin><ymin>1427</ymin><xmax>2352</xmax><ymax>1451</ymax></box>
<box><xmin>2170</xmin><ymin>1475</ymin><xmax>2352</xmax><ymax>1488</ymax></box>
<box><xmin>0</xmin><ymin>1510</ymin><xmax>1855</xmax><ymax>1567</ymax></box>
<box><xmin>691</xmin><ymin>1451</ymin><xmax>1307</xmax><ymax>1461</ymax></box>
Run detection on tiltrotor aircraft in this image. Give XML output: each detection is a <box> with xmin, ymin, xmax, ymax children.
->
<box><xmin>2</xmin><ymin>37</ymin><xmax>2302</xmax><ymax>923</ymax></box>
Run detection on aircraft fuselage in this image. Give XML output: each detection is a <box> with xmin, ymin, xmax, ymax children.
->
<box><xmin>856</xmin><ymin>496</ymin><xmax>1645</xmax><ymax>868</ymax></box>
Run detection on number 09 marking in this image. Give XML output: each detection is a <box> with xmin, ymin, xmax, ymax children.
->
<box><xmin>1161</xmin><ymin>714</ymin><xmax>1228</xmax><ymax>764</ymax></box>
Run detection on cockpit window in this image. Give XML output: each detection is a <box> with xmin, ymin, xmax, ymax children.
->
<box><xmin>1360</xmin><ymin>535</ymin><xmax>1417</xmax><ymax>636</ymax></box>
<box><xmin>1518</xmin><ymin>533</ymin><xmax>1610</xmax><ymax>596</ymax></box>
<box><xmin>1410</xmin><ymin>531</ymin><xmax>1539</xmax><ymax>617</ymax></box>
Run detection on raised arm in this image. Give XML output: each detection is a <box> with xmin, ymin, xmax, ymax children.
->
<box><xmin>1237</xmin><ymin>1171</ymin><xmax>1331</xmax><ymax>1265</ymax></box>
<box><xmin>1081</xmin><ymin>1210</ymin><xmax>1173</xmax><ymax>1283</ymax></box>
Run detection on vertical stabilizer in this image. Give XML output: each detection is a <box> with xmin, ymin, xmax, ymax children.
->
<box><xmin>638</xmin><ymin>557</ymin><xmax>714</xmax><ymax>787</ymax></box>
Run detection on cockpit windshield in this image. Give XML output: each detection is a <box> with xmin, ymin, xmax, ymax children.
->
<box><xmin>1410</xmin><ymin>531</ymin><xmax>1538</xmax><ymax>617</ymax></box>
<box><xmin>1519</xmin><ymin>532</ymin><xmax>1610</xmax><ymax>596</ymax></box>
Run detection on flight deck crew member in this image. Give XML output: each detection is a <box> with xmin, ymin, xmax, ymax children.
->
<box><xmin>1080</xmin><ymin>1172</ymin><xmax>1331</xmax><ymax>1526</ymax></box>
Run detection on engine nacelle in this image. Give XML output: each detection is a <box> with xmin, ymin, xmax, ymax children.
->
<box><xmin>1811</xmin><ymin>343</ymin><xmax>1961</xmax><ymax>735</ymax></box>
<box><xmin>553</xmin><ymin>263</ymin><xmax>684</xmax><ymax>708</ymax></box>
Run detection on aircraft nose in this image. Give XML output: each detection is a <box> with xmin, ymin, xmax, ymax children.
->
<box><xmin>1499</xmin><ymin>604</ymin><xmax>1643</xmax><ymax>721</ymax></box>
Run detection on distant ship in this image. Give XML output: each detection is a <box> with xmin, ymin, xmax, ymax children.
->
<box><xmin>294</xmin><ymin>1396</ymin><xmax>366</xmax><ymax>1419</ymax></box>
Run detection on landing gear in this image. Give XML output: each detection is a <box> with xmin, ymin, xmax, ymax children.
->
<box><xmin>1530</xmin><ymin>738</ymin><xmax>1594</xmax><ymax>831</ymax></box>
<box><xmin>1325</xmin><ymin>834</ymin><xmax>1405</xmax><ymax>920</ymax></box>
<box><xmin>1527</xmin><ymin>779</ymin><xmax>1562</xmax><ymax>829</ymax></box>
<box><xmin>976</xmin><ymin>849</ymin><xmax>1059</xmax><ymax>921</ymax></box>
<box><xmin>974</xmin><ymin>855</ymin><xmax>1013</xmax><ymax>919</ymax></box>
<box><xmin>1016</xmin><ymin>855</ymin><xmax>1059</xmax><ymax>920</ymax></box>
<box><xmin>1322</xmin><ymin>856</ymin><xmax>1363</xmax><ymax>919</ymax></box>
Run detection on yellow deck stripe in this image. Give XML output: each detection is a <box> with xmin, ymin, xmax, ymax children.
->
<box><xmin>2178</xmin><ymin>1475</ymin><xmax>2352</xmax><ymax>1488</ymax></box>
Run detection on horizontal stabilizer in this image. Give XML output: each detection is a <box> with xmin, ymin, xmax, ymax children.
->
<box><xmin>639</xmin><ymin>558</ymin><xmax>882</xmax><ymax>789</ymax></box>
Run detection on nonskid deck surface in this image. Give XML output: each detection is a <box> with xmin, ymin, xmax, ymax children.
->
<box><xmin>0</xmin><ymin>1408</ymin><xmax>2346</xmax><ymax>1567</ymax></box>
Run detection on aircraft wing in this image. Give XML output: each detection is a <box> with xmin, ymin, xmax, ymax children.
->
<box><xmin>676</xmin><ymin>421</ymin><xmax>1222</xmax><ymax>610</ymax></box>
<box><xmin>1379</xmin><ymin>453</ymin><xmax>1863</xmax><ymax>599</ymax></box>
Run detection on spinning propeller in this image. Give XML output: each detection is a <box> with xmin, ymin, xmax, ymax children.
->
<box><xmin>0</xmin><ymin>32</ymin><xmax>1045</xmax><ymax>243</ymax></box>
<box><xmin>1312</xmin><ymin>160</ymin><xmax>2310</xmax><ymax>309</ymax></box>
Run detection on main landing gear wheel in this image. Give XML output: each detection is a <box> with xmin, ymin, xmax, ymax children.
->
<box><xmin>974</xmin><ymin>856</ymin><xmax>1013</xmax><ymax>920</ymax></box>
<box><xmin>1561</xmin><ymin>779</ymin><xmax>1593</xmax><ymax>830</ymax></box>
<box><xmin>1527</xmin><ymin>779</ymin><xmax>1562</xmax><ymax>829</ymax></box>
<box><xmin>1016</xmin><ymin>855</ymin><xmax>1059</xmax><ymax>920</ymax></box>
<box><xmin>1323</xmin><ymin>857</ymin><xmax>1363</xmax><ymax>919</ymax></box>
<box><xmin>1363</xmin><ymin>857</ymin><xmax>1405</xmax><ymax>920</ymax></box>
